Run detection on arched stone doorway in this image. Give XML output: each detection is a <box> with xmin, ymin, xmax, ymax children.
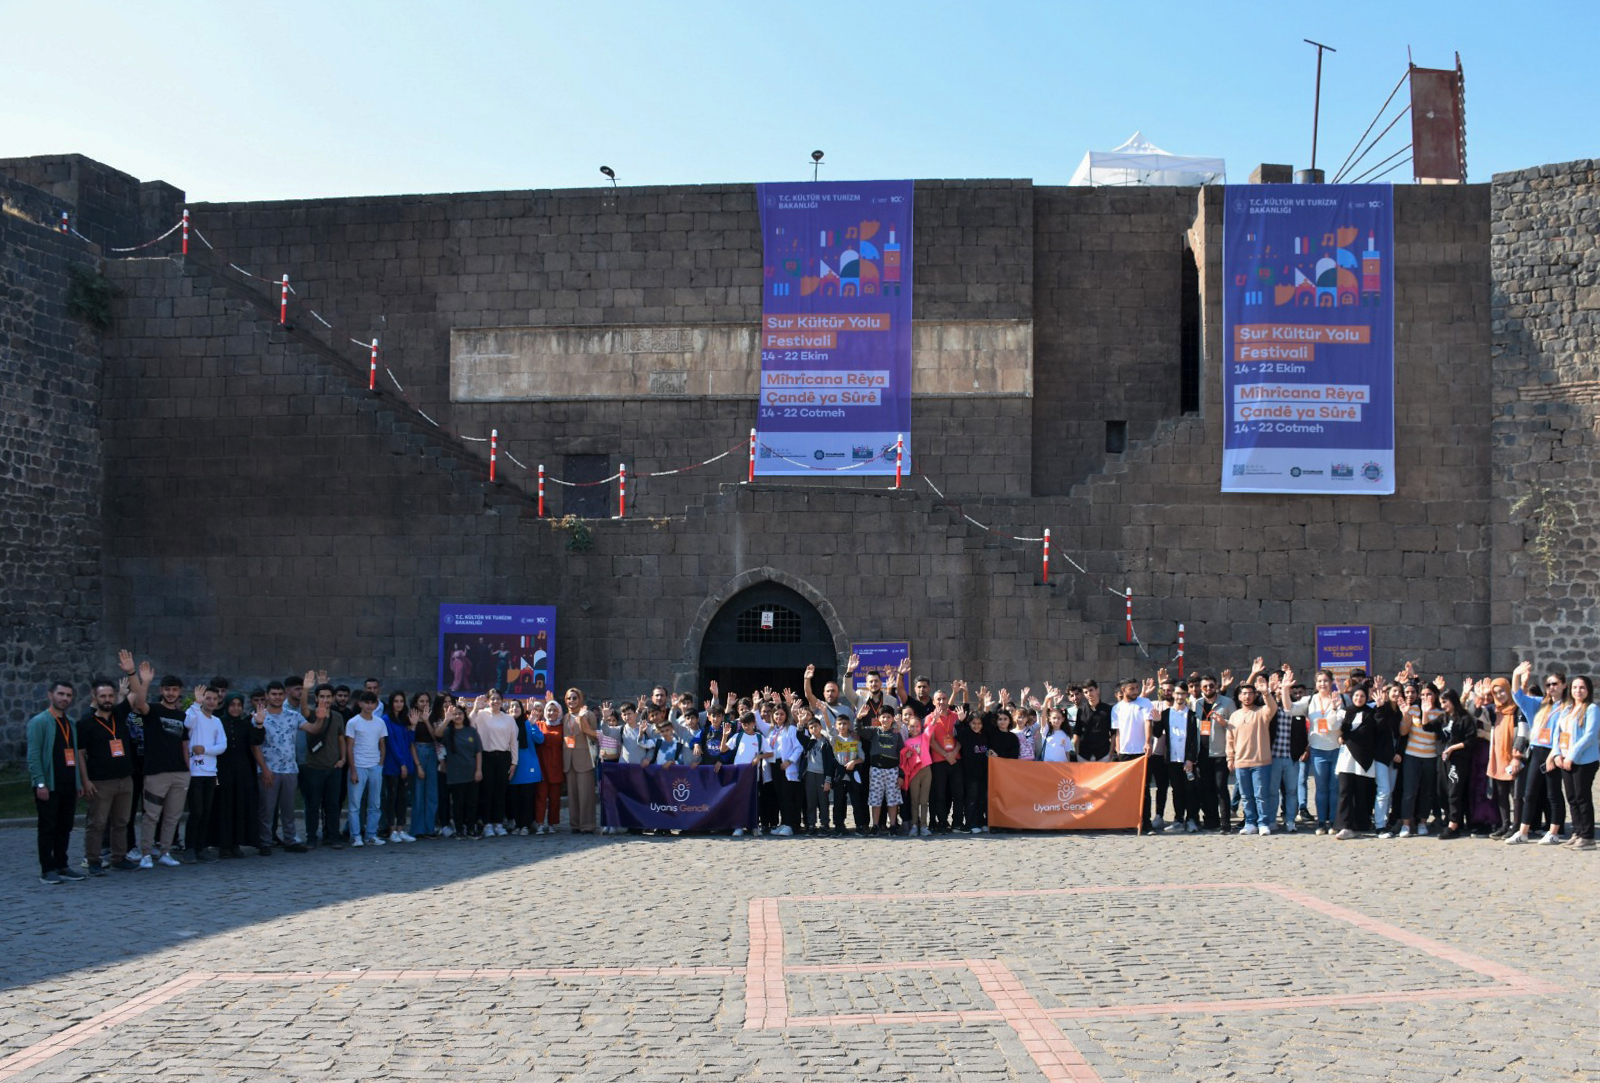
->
<box><xmin>694</xmin><ymin>580</ymin><xmax>840</xmax><ymax>702</ymax></box>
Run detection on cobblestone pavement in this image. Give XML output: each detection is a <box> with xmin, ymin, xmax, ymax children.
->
<box><xmin>0</xmin><ymin>825</ymin><xmax>1594</xmax><ymax>1082</ymax></box>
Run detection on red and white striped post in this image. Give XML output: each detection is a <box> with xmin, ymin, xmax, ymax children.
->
<box><xmin>368</xmin><ymin>338</ymin><xmax>378</xmax><ymax>391</ymax></box>
<box><xmin>1124</xmin><ymin>588</ymin><xmax>1134</xmax><ymax>644</ymax></box>
<box><xmin>537</xmin><ymin>464</ymin><xmax>546</xmax><ymax>517</ymax></box>
<box><xmin>894</xmin><ymin>433</ymin><xmax>904</xmax><ymax>489</ymax></box>
<box><xmin>617</xmin><ymin>463</ymin><xmax>627</xmax><ymax>518</ymax></box>
<box><xmin>1177</xmin><ymin>623</ymin><xmax>1186</xmax><ymax>678</ymax></box>
<box><xmin>279</xmin><ymin>274</ymin><xmax>289</xmax><ymax>325</ymax></box>
<box><xmin>59</xmin><ymin>211</ymin><xmax>69</xmax><ymax>234</ymax></box>
<box><xmin>1042</xmin><ymin>528</ymin><xmax>1051</xmax><ymax>584</ymax></box>
<box><xmin>747</xmin><ymin>428</ymin><xmax>756</xmax><ymax>483</ymax></box>
<box><xmin>489</xmin><ymin>429</ymin><xmax>498</xmax><ymax>482</ymax></box>
<box><xmin>181</xmin><ymin>208</ymin><xmax>189</xmax><ymax>255</ymax></box>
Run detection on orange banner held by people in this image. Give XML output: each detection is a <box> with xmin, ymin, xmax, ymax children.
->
<box><xmin>987</xmin><ymin>758</ymin><xmax>1148</xmax><ymax>831</ymax></box>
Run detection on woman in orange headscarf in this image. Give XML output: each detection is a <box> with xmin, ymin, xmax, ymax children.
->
<box><xmin>1478</xmin><ymin>677</ymin><xmax>1524</xmax><ymax>839</ymax></box>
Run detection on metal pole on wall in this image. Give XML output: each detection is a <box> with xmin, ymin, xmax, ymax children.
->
<box><xmin>489</xmin><ymin>429</ymin><xmax>498</xmax><ymax>482</ymax></box>
<box><xmin>1304</xmin><ymin>39</ymin><xmax>1337</xmax><ymax>174</ymax></box>
<box><xmin>894</xmin><ymin>433</ymin><xmax>904</xmax><ymax>489</ymax></box>
<box><xmin>181</xmin><ymin>208</ymin><xmax>189</xmax><ymax>254</ymax></box>
<box><xmin>1124</xmin><ymin>588</ymin><xmax>1133</xmax><ymax>644</ymax></box>
<box><xmin>279</xmin><ymin>274</ymin><xmax>289</xmax><ymax>325</ymax></box>
<box><xmin>1042</xmin><ymin>528</ymin><xmax>1051</xmax><ymax>584</ymax></box>
<box><xmin>747</xmin><ymin>428</ymin><xmax>756</xmax><ymax>483</ymax></box>
<box><xmin>368</xmin><ymin>339</ymin><xmax>378</xmax><ymax>391</ymax></box>
<box><xmin>617</xmin><ymin>463</ymin><xmax>627</xmax><ymax>518</ymax></box>
<box><xmin>1177</xmin><ymin>623</ymin><xmax>1186</xmax><ymax>678</ymax></box>
<box><xmin>537</xmin><ymin>464</ymin><xmax>545</xmax><ymax>517</ymax></box>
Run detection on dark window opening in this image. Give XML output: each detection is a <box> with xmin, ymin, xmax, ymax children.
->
<box><xmin>562</xmin><ymin>454</ymin><xmax>611</xmax><ymax>518</ymax></box>
<box><xmin>735</xmin><ymin>605</ymin><xmax>803</xmax><ymax>644</ymax></box>
<box><xmin>1105</xmin><ymin>420</ymin><xmax>1128</xmax><ymax>455</ymax></box>
<box><xmin>1180</xmin><ymin>245</ymin><xmax>1201</xmax><ymax>414</ymax></box>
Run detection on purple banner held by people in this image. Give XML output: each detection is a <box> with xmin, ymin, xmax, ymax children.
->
<box><xmin>755</xmin><ymin>180</ymin><xmax>913</xmax><ymax>476</ymax></box>
<box><xmin>1222</xmin><ymin>185</ymin><xmax>1394</xmax><ymax>494</ymax></box>
<box><xmin>600</xmin><ymin>764</ymin><xmax>759</xmax><ymax>831</ymax></box>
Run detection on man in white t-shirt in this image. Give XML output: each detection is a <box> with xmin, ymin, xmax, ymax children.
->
<box><xmin>342</xmin><ymin>692</ymin><xmax>388</xmax><ymax>846</ymax></box>
<box><xmin>1111</xmin><ymin>678</ymin><xmax>1155</xmax><ymax>832</ymax></box>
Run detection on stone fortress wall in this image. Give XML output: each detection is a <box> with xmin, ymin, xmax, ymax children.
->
<box><xmin>0</xmin><ymin>151</ymin><xmax>1592</xmax><ymax>756</ymax></box>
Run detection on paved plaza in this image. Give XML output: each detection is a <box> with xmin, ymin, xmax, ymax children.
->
<box><xmin>0</xmin><ymin>827</ymin><xmax>1594</xmax><ymax>1082</ymax></box>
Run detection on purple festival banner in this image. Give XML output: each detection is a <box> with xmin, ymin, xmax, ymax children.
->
<box><xmin>755</xmin><ymin>180</ymin><xmax>913</xmax><ymax>476</ymax></box>
<box><xmin>599</xmin><ymin>764</ymin><xmax>760</xmax><ymax>831</ymax></box>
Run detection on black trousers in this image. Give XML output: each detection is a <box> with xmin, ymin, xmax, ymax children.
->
<box><xmin>1195</xmin><ymin>745</ymin><xmax>1230</xmax><ymax>828</ymax></box>
<box><xmin>1518</xmin><ymin>747</ymin><xmax>1566</xmax><ymax>831</ymax></box>
<box><xmin>1562</xmin><ymin>761</ymin><xmax>1597</xmax><ymax>840</ymax></box>
<box><xmin>183</xmin><ymin>776</ymin><xmax>217</xmax><ymax>852</ymax></box>
<box><xmin>382</xmin><ymin>774</ymin><xmax>414</xmax><ymax>836</ymax></box>
<box><xmin>832</xmin><ymin>773</ymin><xmax>867</xmax><ymax>831</ymax></box>
<box><xmin>963</xmin><ymin>771</ymin><xmax>988</xmax><ymax>828</ymax></box>
<box><xmin>478</xmin><ymin>751</ymin><xmax>511</xmax><ymax>824</ymax></box>
<box><xmin>1337</xmin><ymin>772</ymin><xmax>1376</xmax><ymax>831</ymax></box>
<box><xmin>450</xmin><ymin>780</ymin><xmax>479</xmax><ymax>834</ymax></box>
<box><xmin>758</xmin><ymin>778</ymin><xmax>780</xmax><ymax>829</ymax></box>
<box><xmin>1491</xmin><ymin>778</ymin><xmax>1515</xmax><ymax>833</ymax></box>
<box><xmin>299</xmin><ymin>766</ymin><xmax>342</xmax><ymax>845</ymax></box>
<box><xmin>36</xmin><ymin>784</ymin><xmax>77</xmax><ymax>875</ymax></box>
<box><xmin>929</xmin><ymin>761</ymin><xmax>960</xmax><ymax>829</ymax></box>
<box><xmin>777</xmin><ymin>774</ymin><xmax>803</xmax><ymax>830</ymax></box>
<box><xmin>509</xmin><ymin>782</ymin><xmax>537</xmax><ymax>830</ymax></box>
<box><xmin>1163</xmin><ymin>760</ymin><xmax>1192</xmax><ymax>825</ymax></box>
<box><xmin>215</xmin><ymin>769</ymin><xmax>259</xmax><ymax>849</ymax></box>
<box><xmin>803</xmin><ymin>773</ymin><xmax>829</xmax><ymax>831</ymax></box>
<box><xmin>1441</xmin><ymin>753</ymin><xmax>1471</xmax><ymax>824</ymax></box>
<box><xmin>1148</xmin><ymin>755</ymin><xmax>1170</xmax><ymax>821</ymax></box>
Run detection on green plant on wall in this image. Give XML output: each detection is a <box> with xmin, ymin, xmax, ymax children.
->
<box><xmin>1510</xmin><ymin>486</ymin><xmax>1579</xmax><ymax>583</ymax></box>
<box><xmin>552</xmin><ymin>514</ymin><xmax>594</xmax><ymax>553</ymax></box>
<box><xmin>65</xmin><ymin>262</ymin><xmax>117</xmax><ymax>332</ymax></box>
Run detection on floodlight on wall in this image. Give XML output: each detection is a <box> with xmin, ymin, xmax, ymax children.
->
<box><xmin>811</xmin><ymin>150</ymin><xmax>824</xmax><ymax>182</ymax></box>
<box><xmin>599</xmin><ymin>165</ymin><xmax>616</xmax><ymax>187</ymax></box>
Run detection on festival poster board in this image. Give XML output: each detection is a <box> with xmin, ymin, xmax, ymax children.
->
<box><xmin>755</xmin><ymin>180</ymin><xmax>913</xmax><ymax>476</ymax></box>
<box><xmin>987</xmin><ymin>758</ymin><xmax>1148</xmax><ymax>831</ymax></box>
<box><xmin>438</xmin><ymin>604</ymin><xmax>555</xmax><ymax>697</ymax></box>
<box><xmin>850</xmin><ymin>641</ymin><xmax>909</xmax><ymax>694</ymax></box>
<box><xmin>1222</xmin><ymin>184</ymin><xmax>1395</xmax><ymax>494</ymax></box>
<box><xmin>600</xmin><ymin>764</ymin><xmax>760</xmax><ymax>831</ymax></box>
<box><xmin>1315</xmin><ymin>624</ymin><xmax>1372</xmax><ymax>685</ymax></box>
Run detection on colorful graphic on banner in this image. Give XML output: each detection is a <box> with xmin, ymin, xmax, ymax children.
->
<box><xmin>1223</xmin><ymin>185</ymin><xmax>1394</xmax><ymax>494</ymax></box>
<box><xmin>756</xmin><ymin>180</ymin><xmax>913</xmax><ymax>475</ymax></box>
<box><xmin>600</xmin><ymin>764</ymin><xmax>760</xmax><ymax>830</ymax></box>
<box><xmin>850</xmin><ymin>641</ymin><xmax>909</xmax><ymax>693</ymax></box>
<box><xmin>1315</xmin><ymin>624</ymin><xmax>1373</xmax><ymax>684</ymax></box>
<box><xmin>986</xmin><ymin>758</ymin><xmax>1148</xmax><ymax>831</ymax></box>
<box><xmin>437</xmin><ymin>604</ymin><xmax>555</xmax><ymax>697</ymax></box>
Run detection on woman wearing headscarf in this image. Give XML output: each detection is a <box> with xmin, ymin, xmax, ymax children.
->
<box><xmin>213</xmin><ymin>691</ymin><xmax>260</xmax><ymax>857</ymax></box>
<box><xmin>1478</xmin><ymin>677</ymin><xmax>1524</xmax><ymax>840</ymax></box>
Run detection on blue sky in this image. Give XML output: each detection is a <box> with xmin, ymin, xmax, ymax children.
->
<box><xmin>2</xmin><ymin>0</ymin><xmax>1593</xmax><ymax>201</ymax></box>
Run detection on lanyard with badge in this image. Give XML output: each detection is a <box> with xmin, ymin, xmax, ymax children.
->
<box><xmin>95</xmin><ymin>712</ymin><xmax>125</xmax><ymax>758</ymax></box>
<box><xmin>57</xmin><ymin>716</ymin><xmax>77</xmax><ymax>768</ymax></box>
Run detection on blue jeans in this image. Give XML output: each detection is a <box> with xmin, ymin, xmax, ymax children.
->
<box><xmin>1297</xmin><ymin>758</ymin><xmax>1311</xmax><ymax>816</ymax></box>
<box><xmin>1267</xmin><ymin>757</ymin><xmax>1300</xmax><ymax>827</ymax></box>
<box><xmin>1236</xmin><ymin>764</ymin><xmax>1272</xmax><ymax>830</ymax></box>
<box><xmin>348</xmin><ymin>765</ymin><xmax>382</xmax><ymax>841</ymax></box>
<box><xmin>411</xmin><ymin>752</ymin><xmax>439</xmax><ymax>836</ymax></box>
<box><xmin>1373</xmin><ymin>761</ymin><xmax>1396</xmax><ymax>830</ymax></box>
<box><xmin>1309</xmin><ymin>747</ymin><xmax>1340</xmax><ymax>825</ymax></box>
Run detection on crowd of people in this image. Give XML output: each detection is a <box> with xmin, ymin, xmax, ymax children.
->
<box><xmin>23</xmin><ymin>649</ymin><xmax>1598</xmax><ymax>883</ymax></box>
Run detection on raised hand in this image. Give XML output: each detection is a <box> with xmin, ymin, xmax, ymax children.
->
<box><xmin>998</xmin><ymin>687</ymin><xmax>1012</xmax><ymax>705</ymax></box>
<box><xmin>1157</xmin><ymin>668</ymin><xmax>1169</xmax><ymax>685</ymax></box>
<box><xmin>1219</xmin><ymin>668</ymin><xmax>1233</xmax><ymax>689</ymax></box>
<box><xmin>118</xmin><ymin>649</ymin><xmax>135</xmax><ymax>675</ymax></box>
<box><xmin>192</xmin><ymin>684</ymin><xmax>206</xmax><ymax>704</ymax></box>
<box><xmin>847</xmin><ymin>653</ymin><xmax>860</xmax><ymax>673</ymax></box>
<box><xmin>1432</xmin><ymin>674</ymin><xmax>1447</xmax><ymax>691</ymax></box>
<box><xmin>710</xmin><ymin>679</ymin><xmax>720</xmax><ymax>698</ymax></box>
<box><xmin>252</xmin><ymin>704</ymin><xmax>266</xmax><ymax>727</ymax></box>
<box><xmin>1251</xmin><ymin>657</ymin><xmax>1266</xmax><ymax>675</ymax></box>
<box><xmin>138</xmin><ymin>660</ymin><xmax>155</xmax><ymax>684</ymax></box>
<box><xmin>804</xmin><ymin>664</ymin><xmax>815</xmax><ymax>681</ymax></box>
<box><xmin>897</xmin><ymin>656</ymin><xmax>911</xmax><ymax>675</ymax></box>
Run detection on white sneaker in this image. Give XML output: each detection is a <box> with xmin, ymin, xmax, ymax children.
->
<box><xmin>1163</xmin><ymin>822</ymin><xmax>1185</xmax><ymax>833</ymax></box>
<box><xmin>439</xmin><ymin>825</ymin><xmax>454</xmax><ymax>838</ymax></box>
<box><xmin>1335</xmin><ymin>829</ymin><xmax>1355</xmax><ymax>840</ymax></box>
<box><xmin>1503</xmin><ymin>832</ymin><xmax>1529</xmax><ymax>845</ymax></box>
<box><xmin>732</xmin><ymin>828</ymin><xmax>746</xmax><ymax>837</ymax></box>
<box><xmin>497</xmin><ymin>824</ymin><xmax>509</xmax><ymax>837</ymax></box>
<box><xmin>1377</xmin><ymin>830</ymin><xmax>1394</xmax><ymax>839</ymax></box>
<box><xmin>1416</xmin><ymin>823</ymin><xmax>1429</xmax><ymax>837</ymax></box>
<box><xmin>773</xmin><ymin>825</ymin><xmax>793</xmax><ymax>836</ymax></box>
<box><xmin>351</xmin><ymin>837</ymin><xmax>364</xmax><ymax>847</ymax></box>
<box><xmin>157</xmin><ymin>852</ymin><xmax>182</xmax><ymax>867</ymax></box>
<box><xmin>369</xmin><ymin>836</ymin><xmax>386</xmax><ymax>846</ymax></box>
<box><xmin>1239</xmin><ymin>825</ymin><xmax>1255</xmax><ymax>835</ymax></box>
<box><xmin>137</xmin><ymin>853</ymin><xmax>153</xmax><ymax>869</ymax></box>
<box><xmin>1398</xmin><ymin>826</ymin><xmax>1413</xmax><ymax>838</ymax></box>
<box><xmin>1258</xmin><ymin>825</ymin><xmax>1272</xmax><ymax>837</ymax></box>
<box><xmin>1538</xmin><ymin>832</ymin><xmax>1563</xmax><ymax>846</ymax></box>
<box><xmin>970</xmin><ymin>827</ymin><xmax>983</xmax><ymax>834</ymax></box>
<box><xmin>1186</xmin><ymin>821</ymin><xmax>1200</xmax><ymax>833</ymax></box>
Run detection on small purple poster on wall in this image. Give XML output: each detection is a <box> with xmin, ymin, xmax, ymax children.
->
<box><xmin>438</xmin><ymin>604</ymin><xmax>555</xmax><ymax>698</ymax></box>
<box><xmin>755</xmin><ymin>180</ymin><xmax>913</xmax><ymax>476</ymax></box>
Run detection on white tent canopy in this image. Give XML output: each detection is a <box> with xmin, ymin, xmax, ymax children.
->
<box><xmin>1069</xmin><ymin>131</ymin><xmax>1226</xmax><ymax>187</ymax></box>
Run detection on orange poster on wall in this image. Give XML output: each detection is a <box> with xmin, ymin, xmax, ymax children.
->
<box><xmin>987</xmin><ymin>758</ymin><xmax>1148</xmax><ymax>831</ymax></box>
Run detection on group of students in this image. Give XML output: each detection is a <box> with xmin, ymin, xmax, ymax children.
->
<box><xmin>23</xmin><ymin>649</ymin><xmax>1599</xmax><ymax>883</ymax></box>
